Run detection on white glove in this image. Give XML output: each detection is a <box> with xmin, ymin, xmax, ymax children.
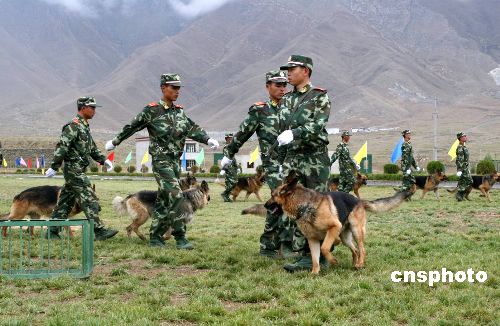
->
<box><xmin>45</xmin><ymin>168</ymin><xmax>56</xmax><ymax>178</ymax></box>
<box><xmin>456</xmin><ymin>171</ymin><xmax>462</xmax><ymax>177</ymax></box>
<box><xmin>219</xmin><ymin>170</ymin><xmax>226</xmax><ymax>176</ymax></box>
<box><xmin>207</xmin><ymin>138</ymin><xmax>219</xmax><ymax>149</ymax></box>
<box><xmin>277</xmin><ymin>130</ymin><xmax>293</xmax><ymax>146</ymax></box>
<box><xmin>220</xmin><ymin>156</ymin><xmax>232</xmax><ymax>168</ymax></box>
<box><xmin>278</xmin><ymin>165</ymin><xmax>283</xmax><ymax>177</ymax></box>
<box><xmin>104</xmin><ymin>159</ymin><xmax>113</xmax><ymax>172</ymax></box>
<box><xmin>416</xmin><ymin>166</ymin><xmax>421</xmax><ymax>172</ymax></box>
<box><xmin>406</xmin><ymin>169</ymin><xmax>411</xmax><ymax>175</ymax></box>
<box><xmin>105</xmin><ymin>140</ymin><xmax>115</xmax><ymax>151</ymax></box>
<box><xmin>356</xmin><ymin>164</ymin><xmax>361</xmax><ymax>171</ymax></box>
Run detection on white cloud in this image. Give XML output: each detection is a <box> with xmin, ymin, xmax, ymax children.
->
<box><xmin>37</xmin><ymin>0</ymin><xmax>138</xmax><ymax>16</ymax></box>
<box><xmin>168</xmin><ymin>0</ymin><xmax>234</xmax><ymax>18</ymax></box>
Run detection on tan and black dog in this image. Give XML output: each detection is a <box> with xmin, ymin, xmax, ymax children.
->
<box><xmin>0</xmin><ymin>185</ymin><xmax>86</xmax><ymax>237</ymax></box>
<box><xmin>447</xmin><ymin>172</ymin><xmax>499</xmax><ymax>202</ymax></box>
<box><xmin>231</xmin><ymin>171</ymin><xmax>266</xmax><ymax>202</ymax></box>
<box><xmin>179</xmin><ymin>172</ymin><xmax>198</xmax><ymax>191</ymax></box>
<box><xmin>328</xmin><ymin>172</ymin><xmax>368</xmax><ymax>198</ymax></box>
<box><xmin>112</xmin><ymin>181</ymin><xmax>210</xmax><ymax>241</ymax></box>
<box><xmin>414</xmin><ymin>171</ymin><xmax>448</xmax><ymax>200</ymax></box>
<box><xmin>265</xmin><ymin>171</ymin><xmax>411</xmax><ymax>274</ymax></box>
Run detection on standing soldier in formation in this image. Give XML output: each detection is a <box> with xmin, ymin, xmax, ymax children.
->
<box><xmin>220</xmin><ymin>133</ymin><xmax>238</xmax><ymax>202</ymax></box>
<box><xmin>275</xmin><ymin>55</ymin><xmax>332</xmax><ymax>272</ymax></box>
<box><xmin>45</xmin><ymin>97</ymin><xmax>118</xmax><ymax>240</ymax></box>
<box><xmin>105</xmin><ymin>74</ymin><xmax>219</xmax><ymax>248</ymax></box>
<box><xmin>0</xmin><ymin>141</ymin><xmax>3</xmax><ymax>164</ymax></box>
<box><xmin>221</xmin><ymin>70</ymin><xmax>294</xmax><ymax>258</ymax></box>
<box><xmin>455</xmin><ymin>132</ymin><xmax>472</xmax><ymax>201</ymax></box>
<box><xmin>399</xmin><ymin>129</ymin><xmax>420</xmax><ymax>194</ymax></box>
<box><xmin>330</xmin><ymin>130</ymin><xmax>360</xmax><ymax>193</ymax></box>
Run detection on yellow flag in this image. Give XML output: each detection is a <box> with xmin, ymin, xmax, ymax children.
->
<box><xmin>448</xmin><ymin>139</ymin><xmax>459</xmax><ymax>161</ymax></box>
<box><xmin>141</xmin><ymin>152</ymin><xmax>149</xmax><ymax>165</ymax></box>
<box><xmin>248</xmin><ymin>146</ymin><xmax>259</xmax><ymax>164</ymax></box>
<box><xmin>2</xmin><ymin>158</ymin><xmax>7</xmax><ymax>167</ymax></box>
<box><xmin>353</xmin><ymin>141</ymin><xmax>367</xmax><ymax>165</ymax></box>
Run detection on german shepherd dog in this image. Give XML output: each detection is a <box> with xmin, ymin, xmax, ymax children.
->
<box><xmin>112</xmin><ymin>181</ymin><xmax>210</xmax><ymax>241</ymax></box>
<box><xmin>328</xmin><ymin>173</ymin><xmax>368</xmax><ymax>198</ymax></box>
<box><xmin>414</xmin><ymin>171</ymin><xmax>448</xmax><ymax>200</ymax></box>
<box><xmin>447</xmin><ymin>172</ymin><xmax>499</xmax><ymax>202</ymax></box>
<box><xmin>179</xmin><ymin>172</ymin><xmax>197</xmax><ymax>191</ymax></box>
<box><xmin>231</xmin><ymin>171</ymin><xmax>266</xmax><ymax>202</ymax></box>
<box><xmin>0</xmin><ymin>185</ymin><xmax>85</xmax><ymax>237</ymax></box>
<box><xmin>265</xmin><ymin>171</ymin><xmax>412</xmax><ymax>274</ymax></box>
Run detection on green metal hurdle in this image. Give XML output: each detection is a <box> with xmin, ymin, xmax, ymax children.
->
<box><xmin>0</xmin><ymin>219</ymin><xmax>94</xmax><ymax>279</ymax></box>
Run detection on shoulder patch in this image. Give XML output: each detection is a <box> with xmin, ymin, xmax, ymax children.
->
<box><xmin>147</xmin><ymin>102</ymin><xmax>159</xmax><ymax>107</ymax></box>
<box><xmin>175</xmin><ymin>104</ymin><xmax>184</xmax><ymax>109</ymax></box>
<box><xmin>71</xmin><ymin>118</ymin><xmax>80</xmax><ymax>125</ymax></box>
<box><xmin>314</xmin><ymin>87</ymin><xmax>327</xmax><ymax>92</ymax></box>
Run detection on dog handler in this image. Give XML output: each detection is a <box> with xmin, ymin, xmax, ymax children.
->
<box><xmin>105</xmin><ymin>74</ymin><xmax>219</xmax><ymax>248</ymax></box>
<box><xmin>330</xmin><ymin>130</ymin><xmax>360</xmax><ymax>193</ymax></box>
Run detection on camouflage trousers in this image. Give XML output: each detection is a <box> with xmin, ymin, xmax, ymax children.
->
<box><xmin>150</xmin><ymin>159</ymin><xmax>187</xmax><ymax>241</ymax></box>
<box><xmin>338</xmin><ymin>172</ymin><xmax>355</xmax><ymax>193</ymax></box>
<box><xmin>51</xmin><ymin>165</ymin><xmax>104</xmax><ymax>230</ymax></box>
<box><xmin>222</xmin><ymin>160</ymin><xmax>238</xmax><ymax>197</ymax></box>
<box><xmin>401</xmin><ymin>172</ymin><xmax>416</xmax><ymax>192</ymax></box>
<box><xmin>259</xmin><ymin>163</ymin><xmax>293</xmax><ymax>252</ymax></box>
<box><xmin>282</xmin><ymin>151</ymin><xmax>330</xmax><ymax>253</ymax></box>
<box><xmin>457</xmin><ymin>170</ymin><xmax>473</xmax><ymax>198</ymax></box>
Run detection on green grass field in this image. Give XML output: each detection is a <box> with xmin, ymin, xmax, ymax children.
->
<box><xmin>0</xmin><ymin>176</ymin><xmax>498</xmax><ymax>325</ymax></box>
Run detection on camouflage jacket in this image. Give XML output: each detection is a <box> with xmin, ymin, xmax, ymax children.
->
<box><xmin>330</xmin><ymin>142</ymin><xmax>356</xmax><ymax>173</ymax></box>
<box><xmin>112</xmin><ymin>100</ymin><xmax>210</xmax><ymax>161</ymax></box>
<box><xmin>277</xmin><ymin>83</ymin><xmax>330</xmax><ymax>160</ymax></box>
<box><xmin>51</xmin><ymin>115</ymin><xmax>106</xmax><ymax>170</ymax></box>
<box><xmin>224</xmin><ymin>99</ymin><xmax>280</xmax><ymax>167</ymax></box>
<box><xmin>456</xmin><ymin>144</ymin><xmax>469</xmax><ymax>171</ymax></box>
<box><xmin>401</xmin><ymin>141</ymin><xmax>417</xmax><ymax>171</ymax></box>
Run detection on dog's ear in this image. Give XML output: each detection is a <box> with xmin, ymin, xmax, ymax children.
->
<box><xmin>201</xmin><ymin>180</ymin><xmax>209</xmax><ymax>192</ymax></box>
<box><xmin>280</xmin><ymin>172</ymin><xmax>298</xmax><ymax>195</ymax></box>
<box><xmin>285</xmin><ymin>170</ymin><xmax>297</xmax><ymax>183</ymax></box>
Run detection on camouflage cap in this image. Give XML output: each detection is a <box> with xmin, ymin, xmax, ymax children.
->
<box><xmin>402</xmin><ymin>129</ymin><xmax>411</xmax><ymax>136</ymax></box>
<box><xmin>77</xmin><ymin>96</ymin><xmax>102</xmax><ymax>108</ymax></box>
<box><xmin>280</xmin><ymin>55</ymin><xmax>313</xmax><ymax>71</ymax></box>
<box><xmin>456</xmin><ymin>132</ymin><xmax>466</xmax><ymax>139</ymax></box>
<box><xmin>341</xmin><ymin>130</ymin><xmax>352</xmax><ymax>137</ymax></box>
<box><xmin>160</xmin><ymin>73</ymin><xmax>182</xmax><ymax>86</ymax></box>
<box><xmin>225</xmin><ymin>133</ymin><xmax>234</xmax><ymax>138</ymax></box>
<box><xmin>266</xmin><ymin>70</ymin><xmax>288</xmax><ymax>83</ymax></box>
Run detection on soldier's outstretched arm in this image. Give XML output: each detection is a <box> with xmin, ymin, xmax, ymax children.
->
<box><xmin>90</xmin><ymin>138</ymin><xmax>106</xmax><ymax>165</ymax></box>
<box><xmin>112</xmin><ymin>108</ymin><xmax>152</xmax><ymax>147</ymax></box>
<box><xmin>51</xmin><ymin>124</ymin><xmax>76</xmax><ymax>170</ymax></box>
<box><xmin>225</xmin><ymin>109</ymin><xmax>260</xmax><ymax>158</ymax></box>
<box><xmin>290</xmin><ymin>93</ymin><xmax>330</xmax><ymax>142</ymax></box>
<box><xmin>186</xmin><ymin>116</ymin><xmax>210</xmax><ymax>144</ymax></box>
<box><xmin>330</xmin><ymin>144</ymin><xmax>341</xmax><ymax>164</ymax></box>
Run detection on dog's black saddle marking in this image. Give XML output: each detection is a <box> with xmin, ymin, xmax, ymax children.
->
<box><xmin>325</xmin><ymin>191</ymin><xmax>359</xmax><ymax>225</ymax></box>
<box><xmin>414</xmin><ymin>176</ymin><xmax>428</xmax><ymax>189</ymax></box>
<box><xmin>135</xmin><ymin>190</ymin><xmax>158</xmax><ymax>204</ymax></box>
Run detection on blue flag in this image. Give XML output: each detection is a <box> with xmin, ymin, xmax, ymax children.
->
<box><xmin>391</xmin><ymin>137</ymin><xmax>403</xmax><ymax>163</ymax></box>
<box><xmin>181</xmin><ymin>151</ymin><xmax>187</xmax><ymax>171</ymax></box>
<box><xmin>40</xmin><ymin>155</ymin><xmax>45</xmax><ymax>167</ymax></box>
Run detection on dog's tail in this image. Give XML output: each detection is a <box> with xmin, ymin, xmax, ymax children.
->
<box><xmin>241</xmin><ymin>204</ymin><xmax>267</xmax><ymax>217</ymax></box>
<box><xmin>112</xmin><ymin>196</ymin><xmax>128</xmax><ymax>216</ymax></box>
<box><xmin>362</xmin><ymin>191</ymin><xmax>412</xmax><ymax>213</ymax></box>
<box><xmin>446</xmin><ymin>188</ymin><xmax>457</xmax><ymax>193</ymax></box>
<box><xmin>0</xmin><ymin>213</ymin><xmax>10</xmax><ymax>221</ymax></box>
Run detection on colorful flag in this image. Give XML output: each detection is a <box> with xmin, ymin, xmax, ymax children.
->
<box><xmin>107</xmin><ymin>151</ymin><xmax>115</xmax><ymax>162</ymax></box>
<box><xmin>194</xmin><ymin>148</ymin><xmax>204</xmax><ymax>165</ymax></box>
<box><xmin>448</xmin><ymin>139</ymin><xmax>459</xmax><ymax>161</ymax></box>
<box><xmin>124</xmin><ymin>151</ymin><xmax>132</xmax><ymax>164</ymax></box>
<box><xmin>2</xmin><ymin>158</ymin><xmax>7</xmax><ymax>167</ymax></box>
<box><xmin>353</xmin><ymin>141</ymin><xmax>367</xmax><ymax>165</ymax></box>
<box><xmin>248</xmin><ymin>146</ymin><xmax>260</xmax><ymax>164</ymax></box>
<box><xmin>27</xmin><ymin>158</ymin><xmax>32</xmax><ymax>168</ymax></box>
<box><xmin>19</xmin><ymin>157</ymin><xmax>27</xmax><ymax>167</ymax></box>
<box><xmin>391</xmin><ymin>137</ymin><xmax>404</xmax><ymax>163</ymax></box>
<box><xmin>140</xmin><ymin>151</ymin><xmax>149</xmax><ymax>165</ymax></box>
<box><xmin>181</xmin><ymin>151</ymin><xmax>187</xmax><ymax>171</ymax></box>
<box><xmin>36</xmin><ymin>156</ymin><xmax>40</xmax><ymax>169</ymax></box>
<box><xmin>40</xmin><ymin>155</ymin><xmax>45</xmax><ymax>167</ymax></box>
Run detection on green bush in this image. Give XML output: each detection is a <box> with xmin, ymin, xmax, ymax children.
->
<box><xmin>90</xmin><ymin>166</ymin><xmax>99</xmax><ymax>173</ymax></box>
<box><xmin>140</xmin><ymin>165</ymin><xmax>149</xmax><ymax>173</ymax></box>
<box><xmin>476</xmin><ymin>159</ymin><xmax>496</xmax><ymax>175</ymax></box>
<box><xmin>384</xmin><ymin>163</ymin><xmax>399</xmax><ymax>174</ymax></box>
<box><xmin>210</xmin><ymin>165</ymin><xmax>221</xmax><ymax>174</ymax></box>
<box><xmin>113</xmin><ymin>165</ymin><xmax>123</xmax><ymax>173</ymax></box>
<box><xmin>426</xmin><ymin>161</ymin><xmax>445</xmax><ymax>174</ymax></box>
<box><xmin>127</xmin><ymin>165</ymin><xmax>136</xmax><ymax>173</ymax></box>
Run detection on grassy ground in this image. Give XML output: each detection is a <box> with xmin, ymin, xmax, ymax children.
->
<box><xmin>0</xmin><ymin>176</ymin><xmax>498</xmax><ymax>325</ymax></box>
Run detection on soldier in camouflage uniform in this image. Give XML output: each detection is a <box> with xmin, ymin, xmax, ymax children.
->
<box><xmin>275</xmin><ymin>55</ymin><xmax>332</xmax><ymax>272</ymax></box>
<box><xmin>105</xmin><ymin>74</ymin><xmax>219</xmax><ymax>248</ymax></box>
<box><xmin>330</xmin><ymin>130</ymin><xmax>360</xmax><ymax>193</ymax></box>
<box><xmin>455</xmin><ymin>132</ymin><xmax>473</xmax><ymax>201</ymax></box>
<box><xmin>220</xmin><ymin>133</ymin><xmax>238</xmax><ymax>202</ymax></box>
<box><xmin>0</xmin><ymin>141</ymin><xmax>3</xmax><ymax>164</ymax></box>
<box><xmin>399</xmin><ymin>130</ymin><xmax>420</xmax><ymax>194</ymax></box>
<box><xmin>221</xmin><ymin>70</ymin><xmax>294</xmax><ymax>258</ymax></box>
<box><xmin>45</xmin><ymin>97</ymin><xmax>118</xmax><ymax>240</ymax></box>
